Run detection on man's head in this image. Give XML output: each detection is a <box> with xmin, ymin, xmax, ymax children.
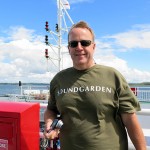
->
<box><xmin>68</xmin><ymin>21</ymin><xmax>96</xmax><ymax>70</ymax></box>
<box><xmin>68</xmin><ymin>21</ymin><xmax>95</xmax><ymax>42</ymax></box>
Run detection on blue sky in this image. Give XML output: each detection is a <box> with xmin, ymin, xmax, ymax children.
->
<box><xmin>0</xmin><ymin>0</ymin><xmax>150</xmax><ymax>83</ymax></box>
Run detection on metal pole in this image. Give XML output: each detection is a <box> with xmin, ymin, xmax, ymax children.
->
<box><xmin>19</xmin><ymin>81</ymin><xmax>22</xmax><ymax>95</ymax></box>
<box><xmin>58</xmin><ymin>0</ymin><xmax>62</xmax><ymax>71</ymax></box>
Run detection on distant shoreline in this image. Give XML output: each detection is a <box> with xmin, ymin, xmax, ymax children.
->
<box><xmin>129</xmin><ymin>82</ymin><xmax>150</xmax><ymax>87</ymax></box>
<box><xmin>0</xmin><ymin>83</ymin><xmax>49</xmax><ymax>85</ymax></box>
<box><xmin>0</xmin><ymin>82</ymin><xmax>150</xmax><ymax>86</ymax></box>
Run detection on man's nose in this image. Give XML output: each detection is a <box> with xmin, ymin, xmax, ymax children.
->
<box><xmin>76</xmin><ymin>42</ymin><xmax>83</xmax><ymax>50</ymax></box>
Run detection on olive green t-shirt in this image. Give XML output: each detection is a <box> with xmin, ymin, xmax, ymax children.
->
<box><xmin>47</xmin><ymin>64</ymin><xmax>141</xmax><ymax>150</ymax></box>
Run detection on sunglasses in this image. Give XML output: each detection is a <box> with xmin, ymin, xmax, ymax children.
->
<box><xmin>68</xmin><ymin>40</ymin><xmax>92</xmax><ymax>48</ymax></box>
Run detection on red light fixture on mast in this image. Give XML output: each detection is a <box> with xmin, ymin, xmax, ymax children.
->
<box><xmin>45</xmin><ymin>35</ymin><xmax>49</xmax><ymax>45</ymax></box>
<box><xmin>45</xmin><ymin>49</ymin><xmax>49</xmax><ymax>58</ymax></box>
<box><xmin>55</xmin><ymin>23</ymin><xmax>59</xmax><ymax>32</ymax></box>
<box><xmin>45</xmin><ymin>21</ymin><xmax>49</xmax><ymax>31</ymax></box>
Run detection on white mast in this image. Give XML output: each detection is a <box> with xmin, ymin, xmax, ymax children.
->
<box><xmin>58</xmin><ymin>0</ymin><xmax>62</xmax><ymax>71</ymax></box>
<box><xmin>45</xmin><ymin>0</ymin><xmax>74</xmax><ymax>72</ymax></box>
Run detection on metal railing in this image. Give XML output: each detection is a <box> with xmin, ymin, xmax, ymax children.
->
<box><xmin>131</xmin><ymin>87</ymin><xmax>150</xmax><ymax>102</ymax></box>
<box><xmin>137</xmin><ymin>89</ymin><xmax>150</xmax><ymax>102</ymax></box>
<box><xmin>39</xmin><ymin>104</ymin><xmax>150</xmax><ymax>149</ymax></box>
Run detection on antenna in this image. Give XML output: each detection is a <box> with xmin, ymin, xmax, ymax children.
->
<box><xmin>44</xmin><ymin>0</ymin><xmax>74</xmax><ymax>72</ymax></box>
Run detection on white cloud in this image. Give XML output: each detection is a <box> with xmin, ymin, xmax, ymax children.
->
<box><xmin>0</xmin><ymin>25</ymin><xmax>150</xmax><ymax>83</ymax></box>
<box><xmin>92</xmin><ymin>24</ymin><xmax>150</xmax><ymax>82</ymax></box>
<box><xmin>0</xmin><ymin>27</ymin><xmax>57</xmax><ymax>83</ymax></box>
<box><xmin>7</xmin><ymin>26</ymin><xmax>35</xmax><ymax>41</ymax></box>
<box><xmin>104</xmin><ymin>24</ymin><xmax>150</xmax><ymax>50</ymax></box>
<box><xmin>95</xmin><ymin>55</ymin><xmax>150</xmax><ymax>83</ymax></box>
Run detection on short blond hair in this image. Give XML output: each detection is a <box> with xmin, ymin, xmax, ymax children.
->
<box><xmin>68</xmin><ymin>21</ymin><xmax>95</xmax><ymax>42</ymax></box>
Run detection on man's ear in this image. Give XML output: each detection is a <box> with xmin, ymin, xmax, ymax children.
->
<box><xmin>68</xmin><ymin>45</ymin><xmax>71</xmax><ymax>54</ymax></box>
<box><xmin>93</xmin><ymin>43</ymin><xmax>96</xmax><ymax>50</ymax></box>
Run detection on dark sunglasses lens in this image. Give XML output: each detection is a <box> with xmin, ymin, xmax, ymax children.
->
<box><xmin>69</xmin><ymin>41</ymin><xmax>78</xmax><ymax>48</ymax></box>
<box><xmin>80</xmin><ymin>40</ymin><xmax>91</xmax><ymax>46</ymax></box>
<box><xmin>69</xmin><ymin>40</ymin><xmax>92</xmax><ymax>48</ymax></box>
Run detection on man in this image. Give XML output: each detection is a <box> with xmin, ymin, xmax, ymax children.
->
<box><xmin>44</xmin><ymin>21</ymin><xmax>146</xmax><ymax>150</ymax></box>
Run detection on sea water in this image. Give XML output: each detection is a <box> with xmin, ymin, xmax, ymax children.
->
<box><xmin>0</xmin><ymin>83</ymin><xmax>150</xmax><ymax>148</ymax></box>
<box><xmin>0</xmin><ymin>83</ymin><xmax>49</xmax><ymax>96</ymax></box>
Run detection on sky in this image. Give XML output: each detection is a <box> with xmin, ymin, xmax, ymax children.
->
<box><xmin>0</xmin><ymin>0</ymin><xmax>150</xmax><ymax>83</ymax></box>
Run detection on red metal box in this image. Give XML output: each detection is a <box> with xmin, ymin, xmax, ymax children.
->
<box><xmin>0</xmin><ymin>102</ymin><xmax>40</xmax><ymax>150</ymax></box>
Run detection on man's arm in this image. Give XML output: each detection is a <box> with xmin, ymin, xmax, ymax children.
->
<box><xmin>121</xmin><ymin>113</ymin><xmax>146</xmax><ymax>150</ymax></box>
<box><xmin>44</xmin><ymin>109</ymin><xmax>58</xmax><ymax>139</ymax></box>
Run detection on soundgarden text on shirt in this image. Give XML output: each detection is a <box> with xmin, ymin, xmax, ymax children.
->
<box><xmin>47</xmin><ymin>64</ymin><xmax>141</xmax><ymax>150</ymax></box>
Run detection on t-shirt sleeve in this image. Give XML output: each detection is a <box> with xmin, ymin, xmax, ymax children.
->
<box><xmin>47</xmin><ymin>79</ymin><xmax>59</xmax><ymax>114</ymax></box>
<box><xmin>118</xmin><ymin>85</ymin><xmax>141</xmax><ymax>113</ymax></box>
<box><xmin>115</xmin><ymin>71</ymin><xmax>141</xmax><ymax>114</ymax></box>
